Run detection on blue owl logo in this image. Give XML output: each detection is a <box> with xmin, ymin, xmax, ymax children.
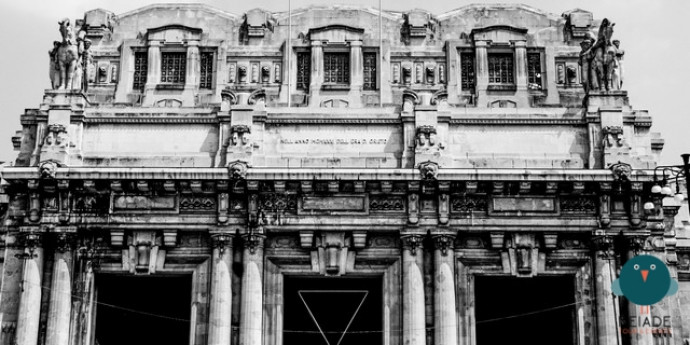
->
<box><xmin>612</xmin><ymin>255</ymin><xmax>678</xmax><ymax>305</ymax></box>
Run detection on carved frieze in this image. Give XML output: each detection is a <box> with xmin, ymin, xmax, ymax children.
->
<box><xmin>72</xmin><ymin>193</ymin><xmax>109</xmax><ymax>213</ymax></box>
<box><xmin>179</xmin><ymin>195</ymin><xmax>216</xmax><ymax>212</ymax></box>
<box><xmin>560</xmin><ymin>196</ymin><xmax>597</xmax><ymax>213</ymax></box>
<box><xmin>260</xmin><ymin>193</ymin><xmax>297</xmax><ymax>211</ymax></box>
<box><xmin>450</xmin><ymin>195</ymin><xmax>488</xmax><ymax>212</ymax></box>
<box><xmin>369</xmin><ymin>195</ymin><xmax>405</xmax><ymax>211</ymax></box>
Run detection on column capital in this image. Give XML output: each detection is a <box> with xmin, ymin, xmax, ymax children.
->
<box><xmin>592</xmin><ymin>235</ymin><xmax>615</xmax><ymax>256</ymax></box>
<box><xmin>512</xmin><ymin>40</ymin><xmax>527</xmax><ymax>48</ymax></box>
<box><xmin>349</xmin><ymin>40</ymin><xmax>363</xmax><ymax>47</ymax></box>
<box><xmin>311</xmin><ymin>40</ymin><xmax>323</xmax><ymax>48</ymax></box>
<box><xmin>211</xmin><ymin>234</ymin><xmax>235</xmax><ymax>254</ymax></box>
<box><xmin>474</xmin><ymin>40</ymin><xmax>489</xmax><ymax>48</ymax></box>
<box><xmin>19</xmin><ymin>232</ymin><xmax>43</xmax><ymax>259</ymax></box>
<box><xmin>241</xmin><ymin>233</ymin><xmax>265</xmax><ymax>254</ymax></box>
<box><xmin>432</xmin><ymin>234</ymin><xmax>456</xmax><ymax>256</ymax></box>
<box><xmin>54</xmin><ymin>233</ymin><xmax>76</xmax><ymax>253</ymax></box>
<box><xmin>401</xmin><ymin>234</ymin><xmax>425</xmax><ymax>256</ymax></box>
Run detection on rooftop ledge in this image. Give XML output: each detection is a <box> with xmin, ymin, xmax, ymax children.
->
<box><xmin>0</xmin><ymin>166</ymin><xmax>656</xmax><ymax>182</ymax></box>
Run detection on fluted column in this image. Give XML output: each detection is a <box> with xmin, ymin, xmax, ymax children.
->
<box><xmin>16</xmin><ymin>233</ymin><xmax>44</xmax><ymax>345</ymax></box>
<box><xmin>46</xmin><ymin>234</ymin><xmax>74</xmax><ymax>345</ymax></box>
<box><xmin>432</xmin><ymin>235</ymin><xmax>457</xmax><ymax>345</ymax></box>
<box><xmin>593</xmin><ymin>236</ymin><xmax>621</xmax><ymax>345</ymax></box>
<box><xmin>239</xmin><ymin>233</ymin><xmax>265</xmax><ymax>345</ymax></box>
<box><xmin>208</xmin><ymin>234</ymin><xmax>234</xmax><ymax>345</ymax></box>
<box><xmin>401</xmin><ymin>235</ymin><xmax>426</xmax><ymax>345</ymax></box>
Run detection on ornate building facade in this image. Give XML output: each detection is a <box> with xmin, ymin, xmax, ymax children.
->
<box><xmin>0</xmin><ymin>3</ymin><xmax>688</xmax><ymax>345</ymax></box>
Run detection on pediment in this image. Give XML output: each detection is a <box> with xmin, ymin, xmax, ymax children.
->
<box><xmin>309</xmin><ymin>25</ymin><xmax>364</xmax><ymax>42</ymax></box>
<box><xmin>471</xmin><ymin>25</ymin><xmax>528</xmax><ymax>44</ymax></box>
<box><xmin>147</xmin><ymin>25</ymin><xmax>202</xmax><ymax>43</ymax></box>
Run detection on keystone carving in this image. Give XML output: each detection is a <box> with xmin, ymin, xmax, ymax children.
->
<box><xmin>418</xmin><ymin>161</ymin><xmax>439</xmax><ymax>180</ymax></box>
<box><xmin>39</xmin><ymin>161</ymin><xmax>60</xmax><ymax>179</ymax></box>
<box><xmin>228</xmin><ymin>161</ymin><xmax>248</xmax><ymax>180</ymax></box>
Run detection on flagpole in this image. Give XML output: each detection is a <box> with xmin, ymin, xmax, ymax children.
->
<box><xmin>287</xmin><ymin>0</ymin><xmax>292</xmax><ymax>108</ymax></box>
<box><xmin>379</xmin><ymin>0</ymin><xmax>383</xmax><ymax>108</ymax></box>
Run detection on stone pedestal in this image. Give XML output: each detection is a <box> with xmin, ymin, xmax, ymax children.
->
<box><xmin>401</xmin><ymin>235</ymin><xmax>426</xmax><ymax>345</ymax></box>
<box><xmin>239</xmin><ymin>234</ymin><xmax>265</xmax><ymax>345</ymax></box>
<box><xmin>593</xmin><ymin>236</ymin><xmax>622</xmax><ymax>345</ymax></box>
<box><xmin>208</xmin><ymin>235</ymin><xmax>234</xmax><ymax>345</ymax></box>
<box><xmin>433</xmin><ymin>235</ymin><xmax>457</xmax><ymax>345</ymax></box>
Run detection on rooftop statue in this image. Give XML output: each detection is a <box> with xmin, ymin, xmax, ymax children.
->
<box><xmin>51</xmin><ymin>19</ymin><xmax>90</xmax><ymax>90</ymax></box>
<box><xmin>579</xmin><ymin>18</ymin><xmax>623</xmax><ymax>93</ymax></box>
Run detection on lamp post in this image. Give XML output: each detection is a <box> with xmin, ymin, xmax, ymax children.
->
<box><xmin>644</xmin><ymin>154</ymin><xmax>690</xmax><ymax>216</ymax></box>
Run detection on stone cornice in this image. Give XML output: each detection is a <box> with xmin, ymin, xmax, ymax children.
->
<box><xmin>0</xmin><ymin>167</ymin><xmax>657</xmax><ymax>182</ymax></box>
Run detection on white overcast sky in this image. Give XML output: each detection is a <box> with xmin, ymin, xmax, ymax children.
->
<box><xmin>0</xmin><ymin>0</ymin><xmax>688</xmax><ymax>165</ymax></box>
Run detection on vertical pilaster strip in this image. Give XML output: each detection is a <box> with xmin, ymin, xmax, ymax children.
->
<box><xmin>46</xmin><ymin>234</ymin><xmax>73</xmax><ymax>345</ymax></box>
<box><xmin>593</xmin><ymin>236</ymin><xmax>621</xmax><ymax>345</ymax></box>
<box><xmin>432</xmin><ymin>235</ymin><xmax>457</xmax><ymax>345</ymax></box>
<box><xmin>402</xmin><ymin>235</ymin><xmax>426</xmax><ymax>345</ymax></box>
<box><xmin>239</xmin><ymin>234</ymin><xmax>265</xmax><ymax>345</ymax></box>
<box><xmin>514</xmin><ymin>40</ymin><xmax>528</xmax><ymax>91</ymax></box>
<box><xmin>145</xmin><ymin>41</ymin><xmax>161</xmax><ymax>92</ymax></box>
<box><xmin>15</xmin><ymin>233</ymin><xmax>44</xmax><ymax>345</ymax></box>
<box><xmin>208</xmin><ymin>234</ymin><xmax>234</xmax><ymax>345</ymax></box>
<box><xmin>309</xmin><ymin>41</ymin><xmax>323</xmax><ymax>105</ymax></box>
<box><xmin>625</xmin><ymin>237</ymin><xmax>653</xmax><ymax>345</ymax></box>
<box><xmin>186</xmin><ymin>41</ymin><xmax>200</xmax><ymax>89</ymax></box>
<box><xmin>350</xmin><ymin>40</ymin><xmax>364</xmax><ymax>90</ymax></box>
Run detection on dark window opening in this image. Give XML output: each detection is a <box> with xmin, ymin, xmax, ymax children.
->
<box><xmin>475</xmin><ymin>276</ymin><xmax>576</xmax><ymax>345</ymax></box>
<box><xmin>324</xmin><ymin>53</ymin><xmax>350</xmax><ymax>84</ymax></box>
<box><xmin>461</xmin><ymin>52</ymin><xmax>476</xmax><ymax>91</ymax></box>
<box><xmin>161</xmin><ymin>52</ymin><xmax>186</xmax><ymax>84</ymax></box>
<box><xmin>297</xmin><ymin>52</ymin><xmax>310</xmax><ymax>90</ymax></box>
<box><xmin>200</xmin><ymin>52</ymin><xmax>214</xmax><ymax>89</ymax></box>
<box><xmin>528</xmin><ymin>52</ymin><xmax>543</xmax><ymax>90</ymax></box>
<box><xmin>95</xmin><ymin>275</ymin><xmax>191</xmax><ymax>345</ymax></box>
<box><xmin>284</xmin><ymin>277</ymin><xmax>382</xmax><ymax>345</ymax></box>
<box><xmin>488</xmin><ymin>53</ymin><xmax>514</xmax><ymax>84</ymax></box>
<box><xmin>133</xmin><ymin>52</ymin><xmax>148</xmax><ymax>91</ymax></box>
<box><xmin>363</xmin><ymin>52</ymin><xmax>377</xmax><ymax>90</ymax></box>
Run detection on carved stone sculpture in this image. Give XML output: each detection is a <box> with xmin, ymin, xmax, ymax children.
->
<box><xmin>53</xmin><ymin>19</ymin><xmax>81</xmax><ymax>90</ymax></box>
<box><xmin>415</xmin><ymin>125</ymin><xmax>444</xmax><ymax>152</ymax></box>
<box><xmin>231</xmin><ymin>125</ymin><xmax>251</xmax><ymax>147</ymax></box>
<box><xmin>39</xmin><ymin>161</ymin><xmax>59</xmax><ymax>179</ymax></box>
<box><xmin>418</xmin><ymin>161</ymin><xmax>439</xmax><ymax>180</ymax></box>
<box><xmin>602</xmin><ymin>126</ymin><xmax>625</xmax><ymax>148</ymax></box>
<box><xmin>579</xmin><ymin>18</ymin><xmax>622</xmax><ymax>93</ymax></box>
<box><xmin>228</xmin><ymin>161</ymin><xmax>248</xmax><ymax>180</ymax></box>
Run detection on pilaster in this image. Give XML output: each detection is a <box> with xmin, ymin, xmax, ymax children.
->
<box><xmin>239</xmin><ymin>233</ymin><xmax>265</xmax><ymax>345</ymax></box>
<box><xmin>432</xmin><ymin>234</ymin><xmax>457</xmax><ymax>345</ymax></box>
<box><xmin>401</xmin><ymin>235</ymin><xmax>426</xmax><ymax>345</ymax></box>
<box><xmin>15</xmin><ymin>232</ymin><xmax>44</xmax><ymax>345</ymax></box>
<box><xmin>592</xmin><ymin>236</ymin><xmax>622</xmax><ymax>345</ymax></box>
<box><xmin>208</xmin><ymin>234</ymin><xmax>234</xmax><ymax>345</ymax></box>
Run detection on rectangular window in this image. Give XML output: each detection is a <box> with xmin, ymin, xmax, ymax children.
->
<box><xmin>200</xmin><ymin>52</ymin><xmax>214</xmax><ymax>89</ymax></box>
<box><xmin>296</xmin><ymin>52</ymin><xmax>310</xmax><ymax>90</ymax></box>
<box><xmin>324</xmin><ymin>53</ymin><xmax>349</xmax><ymax>84</ymax></box>
<box><xmin>161</xmin><ymin>52</ymin><xmax>186</xmax><ymax>84</ymax></box>
<box><xmin>363</xmin><ymin>52</ymin><xmax>377</xmax><ymax>90</ymax></box>
<box><xmin>488</xmin><ymin>53</ymin><xmax>514</xmax><ymax>84</ymax></box>
<box><xmin>460</xmin><ymin>52</ymin><xmax>475</xmax><ymax>91</ymax></box>
<box><xmin>133</xmin><ymin>52</ymin><xmax>148</xmax><ymax>91</ymax></box>
<box><xmin>527</xmin><ymin>52</ymin><xmax>542</xmax><ymax>89</ymax></box>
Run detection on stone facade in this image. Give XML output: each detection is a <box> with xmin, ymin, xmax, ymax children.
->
<box><xmin>0</xmin><ymin>3</ymin><xmax>688</xmax><ymax>345</ymax></box>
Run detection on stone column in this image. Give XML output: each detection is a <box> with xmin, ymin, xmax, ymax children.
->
<box><xmin>593</xmin><ymin>236</ymin><xmax>621</xmax><ymax>345</ymax></box>
<box><xmin>208</xmin><ymin>234</ymin><xmax>234</xmax><ymax>345</ymax></box>
<box><xmin>625</xmin><ymin>237</ymin><xmax>653</xmax><ymax>345</ymax></box>
<box><xmin>309</xmin><ymin>41</ymin><xmax>323</xmax><ymax>106</ymax></box>
<box><xmin>514</xmin><ymin>40</ymin><xmax>528</xmax><ymax>91</ymax></box>
<box><xmin>474</xmin><ymin>40</ymin><xmax>489</xmax><ymax>107</ymax></box>
<box><xmin>145</xmin><ymin>41</ymin><xmax>161</xmax><ymax>91</ymax></box>
<box><xmin>186</xmin><ymin>41</ymin><xmax>200</xmax><ymax>89</ymax></box>
<box><xmin>349</xmin><ymin>40</ymin><xmax>364</xmax><ymax>91</ymax></box>
<box><xmin>401</xmin><ymin>235</ymin><xmax>426</xmax><ymax>345</ymax></box>
<box><xmin>45</xmin><ymin>234</ymin><xmax>73</xmax><ymax>345</ymax></box>
<box><xmin>15</xmin><ymin>233</ymin><xmax>44</xmax><ymax>345</ymax></box>
<box><xmin>433</xmin><ymin>235</ymin><xmax>457</xmax><ymax>345</ymax></box>
<box><xmin>239</xmin><ymin>234</ymin><xmax>265</xmax><ymax>345</ymax></box>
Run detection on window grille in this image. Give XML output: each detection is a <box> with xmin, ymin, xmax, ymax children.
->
<box><xmin>488</xmin><ymin>53</ymin><xmax>514</xmax><ymax>84</ymax></box>
<box><xmin>161</xmin><ymin>52</ymin><xmax>186</xmax><ymax>84</ymax></box>
<box><xmin>324</xmin><ymin>53</ymin><xmax>349</xmax><ymax>84</ymax></box>
<box><xmin>297</xmin><ymin>52</ymin><xmax>310</xmax><ymax>90</ymax></box>
<box><xmin>460</xmin><ymin>53</ymin><xmax>475</xmax><ymax>90</ymax></box>
<box><xmin>133</xmin><ymin>52</ymin><xmax>148</xmax><ymax>91</ymax></box>
<box><xmin>527</xmin><ymin>52</ymin><xmax>542</xmax><ymax>89</ymax></box>
<box><xmin>200</xmin><ymin>52</ymin><xmax>214</xmax><ymax>89</ymax></box>
<box><xmin>363</xmin><ymin>52</ymin><xmax>377</xmax><ymax>90</ymax></box>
